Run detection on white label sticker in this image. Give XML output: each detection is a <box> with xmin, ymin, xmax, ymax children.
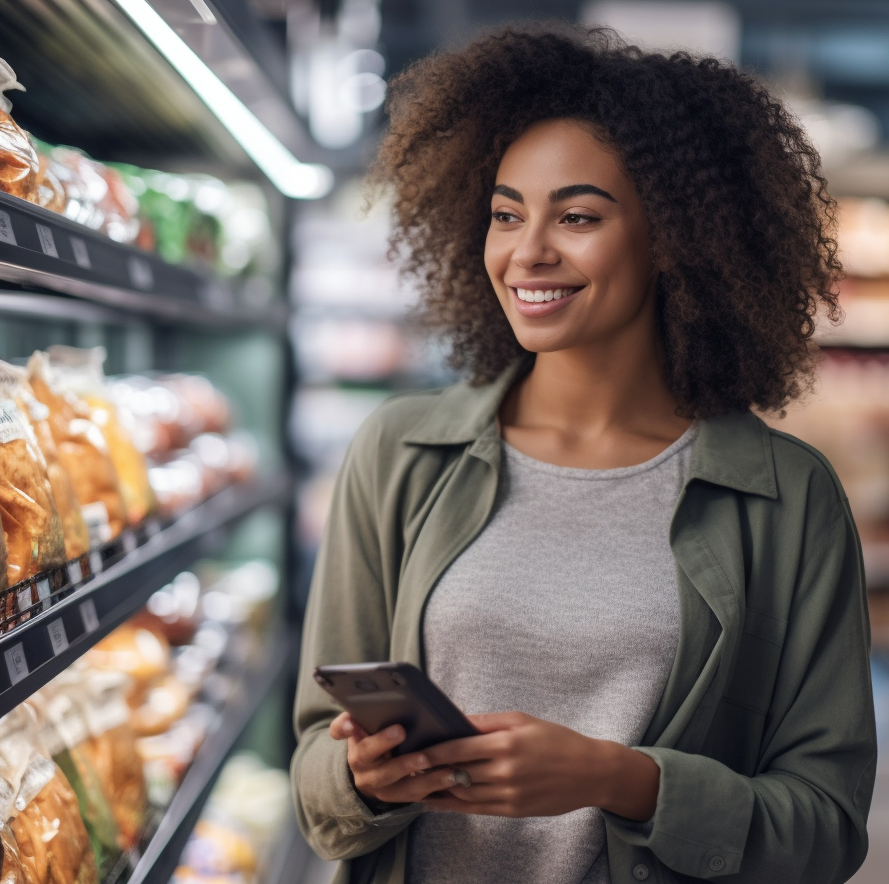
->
<box><xmin>80</xmin><ymin>599</ymin><xmax>99</xmax><ymax>633</ymax></box>
<box><xmin>70</xmin><ymin>236</ymin><xmax>91</xmax><ymax>269</ymax></box>
<box><xmin>0</xmin><ymin>210</ymin><xmax>16</xmax><ymax>245</ymax></box>
<box><xmin>47</xmin><ymin>619</ymin><xmax>68</xmax><ymax>655</ymax></box>
<box><xmin>122</xmin><ymin>531</ymin><xmax>136</xmax><ymax>554</ymax></box>
<box><xmin>0</xmin><ymin>399</ymin><xmax>28</xmax><ymax>445</ymax></box>
<box><xmin>127</xmin><ymin>256</ymin><xmax>154</xmax><ymax>290</ymax></box>
<box><xmin>35</xmin><ymin>223</ymin><xmax>58</xmax><ymax>258</ymax></box>
<box><xmin>89</xmin><ymin>550</ymin><xmax>103</xmax><ymax>576</ymax></box>
<box><xmin>81</xmin><ymin>501</ymin><xmax>111</xmax><ymax>546</ymax></box>
<box><xmin>4</xmin><ymin>643</ymin><xmax>28</xmax><ymax>685</ymax></box>
<box><xmin>36</xmin><ymin>577</ymin><xmax>51</xmax><ymax>611</ymax></box>
<box><xmin>68</xmin><ymin>559</ymin><xmax>82</xmax><ymax>586</ymax></box>
<box><xmin>16</xmin><ymin>586</ymin><xmax>32</xmax><ymax>615</ymax></box>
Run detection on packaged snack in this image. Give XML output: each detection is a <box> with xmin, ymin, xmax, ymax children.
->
<box><xmin>45</xmin><ymin>347</ymin><xmax>154</xmax><ymax>528</ymax></box>
<box><xmin>0</xmin><ymin>61</ymin><xmax>38</xmax><ymax>202</ymax></box>
<box><xmin>0</xmin><ymin>526</ymin><xmax>10</xmax><ymax>633</ymax></box>
<box><xmin>29</xmin><ymin>689</ymin><xmax>122</xmax><ymax>880</ymax></box>
<box><xmin>59</xmin><ymin>671</ymin><xmax>147</xmax><ymax>851</ymax></box>
<box><xmin>1</xmin><ymin>704</ymin><xmax>97</xmax><ymax>884</ymax></box>
<box><xmin>4</xmin><ymin>367</ymin><xmax>91</xmax><ymax>562</ymax></box>
<box><xmin>31</xmin><ymin>153</ymin><xmax>65</xmax><ymax>215</ymax></box>
<box><xmin>27</xmin><ymin>352</ymin><xmax>125</xmax><ymax>545</ymax></box>
<box><xmin>0</xmin><ymin>364</ymin><xmax>67</xmax><ymax>589</ymax></box>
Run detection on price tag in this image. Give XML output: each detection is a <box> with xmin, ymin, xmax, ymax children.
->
<box><xmin>35</xmin><ymin>223</ymin><xmax>58</xmax><ymax>258</ymax></box>
<box><xmin>4</xmin><ymin>643</ymin><xmax>28</xmax><ymax>685</ymax></box>
<box><xmin>80</xmin><ymin>599</ymin><xmax>99</xmax><ymax>634</ymax></box>
<box><xmin>36</xmin><ymin>577</ymin><xmax>51</xmax><ymax>611</ymax></box>
<box><xmin>0</xmin><ymin>210</ymin><xmax>16</xmax><ymax>245</ymax></box>
<box><xmin>70</xmin><ymin>237</ymin><xmax>91</xmax><ymax>269</ymax></box>
<box><xmin>127</xmin><ymin>256</ymin><xmax>154</xmax><ymax>290</ymax></box>
<box><xmin>47</xmin><ymin>619</ymin><xmax>68</xmax><ymax>655</ymax></box>
<box><xmin>89</xmin><ymin>550</ymin><xmax>103</xmax><ymax>576</ymax></box>
<box><xmin>16</xmin><ymin>586</ymin><xmax>32</xmax><ymax>615</ymax></box>
<box><xmin>67</xmin><ymin>559</ymin><xmax>82</xmax><ymax>586</ymax></box>
<box><xmin>122</xmin><ymin>531</ymin><xmax>137</xmax><ymax>554</ymax></box>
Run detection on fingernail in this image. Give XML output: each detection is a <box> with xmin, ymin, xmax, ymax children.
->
<box><xmin>416</xmin><ymin>755</ymin><xmax>430</xmax><ymax>769</ymax></box>
<box><xmin>386</xmin><ymin>726</ymin><xmax>403</xmax><ymax>740</ymax></box>
<box><xmin>341</xmin><ymin>720</ymin><xmax>354</xmax><ymax>734</ymax></box>
<box><xmin>448</xmin><ymin>769</ymin><xmax>471</xmax><ymax>787</ymax></box>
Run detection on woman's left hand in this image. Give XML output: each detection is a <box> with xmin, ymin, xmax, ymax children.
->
<box><xmin>418</xmin><ymin>712</ymin><xmax>660</xmax><ymax>820</ymax></box>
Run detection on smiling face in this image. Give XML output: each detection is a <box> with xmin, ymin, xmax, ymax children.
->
<box><xmin>484</xmin><ymin>118</ymin><xmax>660</xmax><ymax>359</ymax></box>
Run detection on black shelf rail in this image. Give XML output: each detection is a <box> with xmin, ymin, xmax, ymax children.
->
<box><xmin>0</xmin><ymin>471</ymin><xmax>291</xmax><ymax>716</ymax></box>
<box><xmin>0</xmin><ymin>193</ymin><xmax>286</xmax><ymax>330</ymax></box>
<box><xmin>127</xmin><ymin>625</ymin><xmax>299</xmax><ymax>884</ymax></box>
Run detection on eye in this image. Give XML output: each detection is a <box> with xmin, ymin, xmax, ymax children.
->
<box><xmin>562</xmin><ymin>212</ymin><xmax>600</xmax><ymax>226</ymax></box>
<box><xmin>491</xmin><ymin>210</ymin><xmax>520</xmax><ymax>224</ymax></box>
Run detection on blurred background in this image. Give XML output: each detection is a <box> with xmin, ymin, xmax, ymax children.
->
<box><xmin>1</xmin><ymin>2</ymin><xmax>888</xmax><ymax>883</ymax></box>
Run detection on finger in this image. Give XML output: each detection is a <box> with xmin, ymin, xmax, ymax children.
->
<box><xmin>358</xmin><ymin>749</ymin><xmax>433</xmax><ymax>792</ymax></box>
<box><xmin>330</xmin><ymin>713</ymin><xmax>367</xmax><ymax>741</ymax></box>
<box><xmin>351</xmin><ymin>725</ymin><xmax>407</xmax><ymax>768</ymax></box>
<box><xmin>466</xmin><ymin>712</ymin><xmax>528</xmax><ymax>733</ymax></box>
<box><xmin>376</xmin><ymin>766</ymin><xmax>463</xmax><ymax>804</ymax></box>
<box><xmin>422</xmin><ymin>733</ymin><xmax>504</xmax><ymax>768</ymax></box>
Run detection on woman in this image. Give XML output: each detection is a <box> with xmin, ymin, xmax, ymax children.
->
<box><xmin>291</xmin><ymin>23</ymin><xmax>877</xmax><ymax>884</ymax></box>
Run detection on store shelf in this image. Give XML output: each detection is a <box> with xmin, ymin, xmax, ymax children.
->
<box><xmin>0</xmin><ymin>471</ymin><xmax>292</xmax><ymax>716</ymax></box>
<box><xmin>127</xmin><ymin>624</ymin><xmax>299</xmax><ymax>884</ymax></box>
<box><xmin>0</xmin><ymin>193</ymin><xmax>286</xmax><ymax>330</ymax></box>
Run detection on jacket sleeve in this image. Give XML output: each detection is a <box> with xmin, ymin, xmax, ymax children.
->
<box><xmin>604</xmin><ymin>496</ymin><xmax>877</xmax><ymax>882</ymax></box>
<box><xmin>290</xmin><ymin>416</ymin><xmax>423</xmax><ymax>862</ymax></box>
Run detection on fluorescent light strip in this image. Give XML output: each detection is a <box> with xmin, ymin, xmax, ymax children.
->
<box><xmin>115</xmin><ymin>0</ymin><xmax>333</xmax><ymax>199</ymax></box>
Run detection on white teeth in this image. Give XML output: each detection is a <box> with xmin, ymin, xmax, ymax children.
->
<box><xmin>514</xmin><ymin>287</ymin><xmax>576</xmax><ymax>303</ymax></box>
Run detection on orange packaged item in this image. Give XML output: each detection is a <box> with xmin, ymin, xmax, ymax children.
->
<box><xmin>27</xmin><ymin>352</ymin><xmax>125</xmax><ymax>545</ymax></box>
<box><xmin>1</xmin><ymin>364</ymin><xmax>90</xmax><ymax>563</ymax></box>
<box><xmin>1</xmin><ymin>823</ymin><xmax>27</xmax><ymax>884</ymax></box>
<box><xmin>0</xmin><ymin>365</ymin><xmax>67</xmax><ymax>591</ymax></box>
<box><xmin>0</xmin><ymin>526</ymin><xmax>10</xmax><ymax>634</ymax></box>
<box><xmin>45</xmin><ymin>347</ymin><xmax>154</xmax><ymax>528</ymax></box>
<box><xmin>0</xmin><ymin>61</ymin><xmax>38</xmax><ymax>201</ymax></box>
<box><xmin>1</xmin><ymin>704</ymin><xmax>97</xmax><ymax>884</ymax></box>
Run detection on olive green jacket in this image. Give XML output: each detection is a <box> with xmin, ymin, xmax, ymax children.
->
<box><xmin>291</xmin><ymin>361</ymin><xmax>877</xmax><ymax>884</ymax></box>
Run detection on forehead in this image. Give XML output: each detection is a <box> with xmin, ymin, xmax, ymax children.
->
<box><xmin>495</xmin><ymin>118</ymin><xmax>630</xmax><ymax>193</ymax></box>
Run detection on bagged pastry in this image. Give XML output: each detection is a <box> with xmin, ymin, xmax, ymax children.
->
<box><xmin>45</xmin><ymin>347</ymin><xmax>153</xmax><ymax>528</ymax></box>
<box><xmin>0</xmin><ymin>365</ymin><xmax>67</xmax><ymax>591</ymax></box>
<box><xmin>3</xmin><ymin>367</ymin><xmax>91</xmax><ymax>562</ymax></box>
<box><xmin>73</xmin><ymin>670</ymin><xmax>147</xmax><ymax>850</ymax></box>
<box><xmin>0</xmin><ymin>61</ymin><xmax>38</xmax><ymax>201</ymax></box>
<box><xmin>27</xmin><ymin>352</ymin><xmax>125</xmax><ymax>545</ymax></box>
<box><xmin>29</xmin><ymin>688</ymin><xmax>122</xmax><ymax>880</ymax></box>
<box><xmin>0</xmin><ymin>704</ymin><xmax>96</xmax><ymax>884</ymax></box>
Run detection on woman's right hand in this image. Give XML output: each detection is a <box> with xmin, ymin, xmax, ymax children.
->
<box><xmin>329</xmin><ymin>712</ymin><xmax>462</xmax><ymax>806</ymax></box>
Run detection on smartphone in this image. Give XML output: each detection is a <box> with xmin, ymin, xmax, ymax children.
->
<box><xmin>313</xmin><ymin>661</ymin><xmax>480</xmax><ymax>755</ymax></box>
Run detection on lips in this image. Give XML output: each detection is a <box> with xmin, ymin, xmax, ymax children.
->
<box><xmin>507</xmin><ymin>284</ymin><xmax>584</xmax><ymax>317</ymax></box>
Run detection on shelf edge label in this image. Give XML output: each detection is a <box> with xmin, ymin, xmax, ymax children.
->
<box><xmin>47</xmin><ymin>619</ymin><xmax>68</xmax><ymax>656</ymax></box>
<box><xmin>0</xmin><ymin>210</ymin><xmax>16</xmax><ymax>246</ymax></box>
<box><xmin>80</xmin><ymin>599</ymin><xmax>99</xmax><ymax>634</ymax></box>
<box><xmin>36</xmin><ymin>577</ymin><xmax>51</xmax><ymax>612</ymax></box>
<box><xmin>70</xmin><ymin>237</ymin><xmax>91</xmax><ymax>269</ymax></box>
<box><xmin>4</xmin><ymin>643</ymin><xmax>28</xmax><ymax>685</ymax></box>
<box><xmin>127</xmin><ymin>256</ymin><xmax>154</xmax><ymax>290</ymax></box>
<box><xmin>35</xmin><ymin>224</ymin><xmax>59</xmax><ymax>258</ymax></box>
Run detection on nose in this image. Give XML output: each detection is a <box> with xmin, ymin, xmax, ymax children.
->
<box><xmin>510</xmin><ymin>220</ymin><xmax>559</xmax><ymax>268</ymax></box>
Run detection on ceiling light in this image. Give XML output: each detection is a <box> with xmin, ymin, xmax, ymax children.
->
<box><xmin>114</xmin><ymin>0</ymin><xmax>333</xmax><ymax>199</ymax></box>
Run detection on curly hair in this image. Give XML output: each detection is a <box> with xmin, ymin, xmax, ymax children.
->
<box><xmin>367</xmin><ymin>22</ymin><xmax>843</xmax><ymax>417</ymax></box>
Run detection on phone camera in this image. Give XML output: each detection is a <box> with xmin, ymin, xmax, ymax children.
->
<box><xmin>354</xmin><ymin>679</ymin><xmax>379</xmax><ymax>692</ymax></box>
<box><xmin>314</xmin><ymin>673</ymin><xmax>333</xmax><ymax>688</ymax></box>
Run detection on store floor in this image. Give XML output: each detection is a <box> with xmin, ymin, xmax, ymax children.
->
<box><xmin>292</xmin><ymin>656</ymin><xmax>889</xmax><ymax>883</ymax></box>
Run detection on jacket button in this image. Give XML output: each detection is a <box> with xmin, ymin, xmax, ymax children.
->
<box><xmin>632</xmin><ymin>865</ymin><xmax>650</xmax><ymax>880</ymax></box>
<box><xmin>709</xmin><ymin>856</ymin><xmax>726</xmax><ymax>872</ymax></box>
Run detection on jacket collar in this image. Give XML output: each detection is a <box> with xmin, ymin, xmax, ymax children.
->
<box><xmin>402</xmin><ymin>359</ymin><xmax>777</xmax><ymax>499</ymax></box>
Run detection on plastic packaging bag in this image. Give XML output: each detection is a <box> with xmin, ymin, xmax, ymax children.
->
<box><xmin>30</xmin><ymin>688</ymin><xmax>122</xmax><ymax>880</ymax></box>
<box><xmin>27</xmin><ymin>352</ymin><xmax>125</xmax><ymax>546</ymax></box>
<box><xmin>0</xmin><ymin>61</ymin><xmax>38</xmax><ymax>201</ymax></box>
<box><xmin>0</xmin><ymin>364</ymin><xmax>67</xmax><ymax>588</ymax></box>
<box><xmin>0</xmin><ymin>704</ymin><xmax>97</xmax><ymax>884</ymax></box>
<box><xmin>45</xmin><ymin>347</ymin><xmax>154</xmax><ymax>528</ymax></box>
<box><xmin>0</xmin><ymin>823</ymin><xmax>26</xmax><ymax>884</ymax></box>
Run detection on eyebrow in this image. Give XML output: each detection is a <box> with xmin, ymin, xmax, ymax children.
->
<box><xmin>492</xmin><ymin>183</ymin><xmax>617</xmax><ymax>204</ymax></box>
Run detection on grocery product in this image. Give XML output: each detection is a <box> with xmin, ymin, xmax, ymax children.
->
<box><xmin>29</xmin><ymin>690</ymin><xmax>122</xmax><ymax>879</ymax></box>
<box><xmin>27</xmin><ymin>351</ymin><xmax>125</xmax><ymax>545</ymax></box>
<box><xmin>0</xmin><ymin>364</ymin><xmax>67</xmax><ymax>589</ymax></box>
<box><xmin>6</xmin><ymin>368</ymin><xmax>90</xmax><ymax>562</ymax></box>
<box><xmin>0</xmin><ymin>705</ymin><xmax>96</xmax><ymax>884</ymax></box>
<box><xmin>0</xmin><ymin>61</ymin><xmax>38</xmax><ymax>202</ymax></box>
<box><xmin>45</xmin><ymin>347</ymin><xmax>154</xmax><ymax>527</ymax></box>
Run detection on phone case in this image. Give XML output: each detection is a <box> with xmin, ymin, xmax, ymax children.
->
<box><xmin>313</xmin><ymin>661</ymin><xmax>479</xmax><ymax>754</ymax></box>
